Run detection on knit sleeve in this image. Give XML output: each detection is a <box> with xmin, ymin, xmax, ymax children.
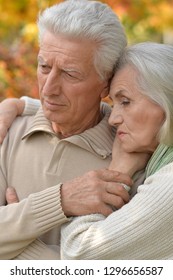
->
<box><xmin>60</xmin><ymin>162</ymin><xmax>173</xmax><ymax>259</ymax></box>
<box><xmin>20</xmin><ymin>96</ymin><xmax>41</xmax><ymax>116</ymax></box>
<box><xmin>0</xmin><ymin>184</ymin><xmax>69</xmax><ymax>260</ymax></box>
<box><xmin>13</xmin><ymin>239</ymin><xmax>60</xmax><ymax>260</ymax></box>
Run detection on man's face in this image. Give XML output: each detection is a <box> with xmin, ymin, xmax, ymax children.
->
<box><xmin>37</xmin><ymin>32</ymin><xmax>108</xmax><ymax>137</ymax></box>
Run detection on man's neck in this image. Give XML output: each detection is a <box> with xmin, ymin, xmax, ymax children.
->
<box><xmin>52</xmin><ymin>111</ymin><xmax>102</xmax><ymax>139</ymax></box>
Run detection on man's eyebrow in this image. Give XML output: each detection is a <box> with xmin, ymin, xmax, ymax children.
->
<box><xmin>37</xmin><ymin>56</ymin><xmax>47</xmax><ymax>63</ymax></box>
<box><xmin>62</xmin><ymin>68</ymin><xmax>81</xmax><ymax>73</ymax></box>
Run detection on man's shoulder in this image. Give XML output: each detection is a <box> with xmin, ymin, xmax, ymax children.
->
<box><xmin>0</xmin><ymin>115</ymin><xmax>34</xmax><ymax>156</ymax></box>
<box><xmin>8</xmin><ymin>115</ymin><xmax>34</xmax><ymax>141</ymax></box>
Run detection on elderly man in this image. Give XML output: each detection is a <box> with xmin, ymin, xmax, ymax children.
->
<box><xmin>0</xmin><ymin>0</ymin><xmax>131</xmax><ymax>259</ymax></box>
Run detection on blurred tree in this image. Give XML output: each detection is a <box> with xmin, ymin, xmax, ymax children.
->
<box><xmin>104</xmin><ymin>0</ymin><xmax>173</xmax><ymax>43</ymax></box>
<box><xmin>0</xmin><ymin>0</ymin><xmax>173</xmax><ymax>101</ymax></box>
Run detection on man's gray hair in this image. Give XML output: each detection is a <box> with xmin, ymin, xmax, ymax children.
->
<box><xmin>115</xmin><ymin>42</ymin><xmax>173</xmax><ymax>145</ymax></box>
<box><xmin>37</xmin><ymin>0</ymin><xmax>127</xmax><ymax>81</ymax></box>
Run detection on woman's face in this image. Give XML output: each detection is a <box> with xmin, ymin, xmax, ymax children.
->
<box><xmin>108</xmin><ymin>65</ymin><xmax>165</xmax><ymax>153</ymax></box>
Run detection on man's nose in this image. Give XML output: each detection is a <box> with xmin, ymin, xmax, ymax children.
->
<box><xmin>108</xmin><ymin>107</ymin><xmax>123</xmax><ymax>127</ymax></box>
<box><xmin>42</xmin><ymin>71</ymin><xmax>61</xmax><ymax>95</ymax></box>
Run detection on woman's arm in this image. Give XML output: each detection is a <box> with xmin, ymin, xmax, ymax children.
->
<box><xmin>61</xmin><ymin>162</ymin><xmax>173</xmax><ymax>259</ymax></box>
<box><xmin>0</xmin><ymin>97</ymin><xmax>40</xmax><ymax>144</ymax></box>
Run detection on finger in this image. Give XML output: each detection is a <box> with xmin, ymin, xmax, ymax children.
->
<box><xmin>6</xmin><ymin>187</ymin><xmax>19</xmax><ymax>204</ymax></box>
<box><xmin>96</xmin><ymin>203</ymin><xmax>113</xmax><ymax>217</ymax></box>
<box><xmin>105</xmin><ymin>182</ymin><xmax>130</xmax><ymax>203</ymax></box>
<box><xmin>104</xmin><ymin>193</ymin><xmax>126</xmax><ymax>210</ymax></box>
<box><xmin>95</xmin><ymin>169</ymin><xmax>133</xmax><ymax>186</ymax></box>
<box><xmin>0</xmin><ymin>127</ymin><xmax>7</xmax><ymax>144</ymax></box>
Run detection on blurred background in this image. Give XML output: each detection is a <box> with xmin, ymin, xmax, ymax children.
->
<box><xmin>0</xmin><ymin>0</ymin><xmax>173</xmax><ymax>101</ymax></box>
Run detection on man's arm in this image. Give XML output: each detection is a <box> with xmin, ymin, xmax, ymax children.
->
<box><xmin>6</xmin><ymin>170</ymin><xmax>132</xmax><ymax>217</ymax></box>
<box><xmin>0</xmin><ymin>182</ymin><xmax>68</xmax><ymax>259</ymax></box>
<box><xmin>13</xmin><ymin>239</ymin><xmax>61</xmax><ymax>260</ymax></box>
<box><xmin>61</xmin><ymin>163</ymin><xmax>173</xmax><ymax>259</ymax></box>
<box><xmin>5</xmin><ymin>188</ymin><xmax>61</xmax><ymax>259</ymax></box>
<box><xmin>4</xmin><ymin>169</ymin><xmax>132</xmax><ymax>259</ymax></box>
<box><xmin>0</xmin><ymin>97</ymin><xmax>40</xmax><ymax>144</ymax></box>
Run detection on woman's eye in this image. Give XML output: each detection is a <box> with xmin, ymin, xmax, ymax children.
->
<box><xmin>120</xmin><ymin>99</ymin><xmax>130</xmax><ymax>106</ymax></box>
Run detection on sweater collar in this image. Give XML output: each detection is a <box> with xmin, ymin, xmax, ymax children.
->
<box><xmin>22</xmin><ymin>102</ymin><xmax>115</xmax><ymax>158</ymax></box>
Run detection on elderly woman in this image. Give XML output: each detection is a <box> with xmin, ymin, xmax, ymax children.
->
<box><xmin>59</xmin><ymin>42</ymin><xmax>173</xmax><ymax>259</ymax></box>
<box><xmin>1</xmin><ymin>42</ymin><xmax>173</xmax><ymax>260</ymax></box>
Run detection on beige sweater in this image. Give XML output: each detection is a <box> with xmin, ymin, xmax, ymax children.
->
<box><xmin>0</xmin><ymin>101</ymin><xmax>114</xmax><ymax>259</ymax></box>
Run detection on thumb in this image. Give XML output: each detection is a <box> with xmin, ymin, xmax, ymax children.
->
<box><xmin>6</xmin><ymin>187</ymin><xmax>19</xmax><ymax>204</ymax></box>
<box><xmin>0</xmin><ymin>127</ymin><xmax>8</xmax><ymax>144</ymax></box>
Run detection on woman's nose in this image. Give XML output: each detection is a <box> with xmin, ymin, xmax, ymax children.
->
<box><xmin>108</xmin><ymin>108</ymin><xmax>123</xmax><ymax>127</ymax></box>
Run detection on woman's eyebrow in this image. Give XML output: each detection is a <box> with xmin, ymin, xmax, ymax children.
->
<box><xmin>110</xmin><ymin>89</ymin><xmax>124</xmax><ymax>98</ymax></box>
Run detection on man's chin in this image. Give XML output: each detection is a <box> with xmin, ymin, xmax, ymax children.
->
<box><xmin>44</xmin><ymin>109</ymin><xmax>65</xmax><ymax>125</ymax></box>
<box><xmin>43</xmin><ymin>108</ymin><xmax>56</xmax><ymax>121</ymax></box>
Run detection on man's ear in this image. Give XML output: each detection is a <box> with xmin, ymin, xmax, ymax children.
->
<box><xmin>100</xmin><ymin>85</ymin><xmax>109</xmax><ymax>98</ymax></box>
<box><xmin>100</xmin><ymin>77</ymin><xmax>111</xmax><ymax>98</ymax></box>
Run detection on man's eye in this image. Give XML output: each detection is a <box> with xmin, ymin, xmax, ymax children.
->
<box><xmin>65</xmin><ymin>72</ymin><xmax>79</xmax><ymax>80</ymax></box>
<box><xmin>41</xmin><ymin>65</ymin><xmax>48</xmax><ymax>69</ymax></box>
<box><xmin>39</xmin><ymin>64</ymin><xmax>51</xmax><ymax>73</ymax></box>
<box><xmin>66</xmin><ymin>72</ymin><xmax>74</xmax><ymax>78</ymax></box>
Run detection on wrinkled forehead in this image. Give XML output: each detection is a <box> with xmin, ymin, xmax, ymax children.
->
<box><xmin>39</xmin><ymin>31</ymin><xmax>96</xmax><ymax>66</ymax></box>
<box><xmin>111</xmin><ymin>65</ymin><xmax>137</xmax><ymax>88</ymax></box>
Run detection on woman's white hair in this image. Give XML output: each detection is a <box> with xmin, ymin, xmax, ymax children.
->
<box><xmin>115</xmin><ymin>42</ymin><xmax>173</xmax><ymax>145</ymax></box>
<box><xmin>37</xmin><ymin>0</ymin><xmax>127</xmax><ymax>81</ymax></box>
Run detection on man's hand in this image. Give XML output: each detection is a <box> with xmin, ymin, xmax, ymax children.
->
<box><xmin>61</xmin><ymin>169</ymin><xmax>133</xmax><ymax>217</ymax></box>
<box><xmin>6</xmin><ymin>170</ymin><xmax>131</xmax><ymax>216</ymax></box>
<box><xmin>0</xmin><ymin>98</ymin><xmax>25</xmax><ymax>144</ymax></box>
<box><xmin>6</xmin><ymin>187</ymin><xmax>19</xmax><ymax>204</ymax></box>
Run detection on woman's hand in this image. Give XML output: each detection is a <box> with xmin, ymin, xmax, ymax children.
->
<box><xmin>109</xmin><ymin>137</ymin><xmax>151</xmax><ymax>177</ymax></box>
<box><xmin>0</xmin><ymin>98</ymin><xmax>24</xmax><ymax>144</ymax></box>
